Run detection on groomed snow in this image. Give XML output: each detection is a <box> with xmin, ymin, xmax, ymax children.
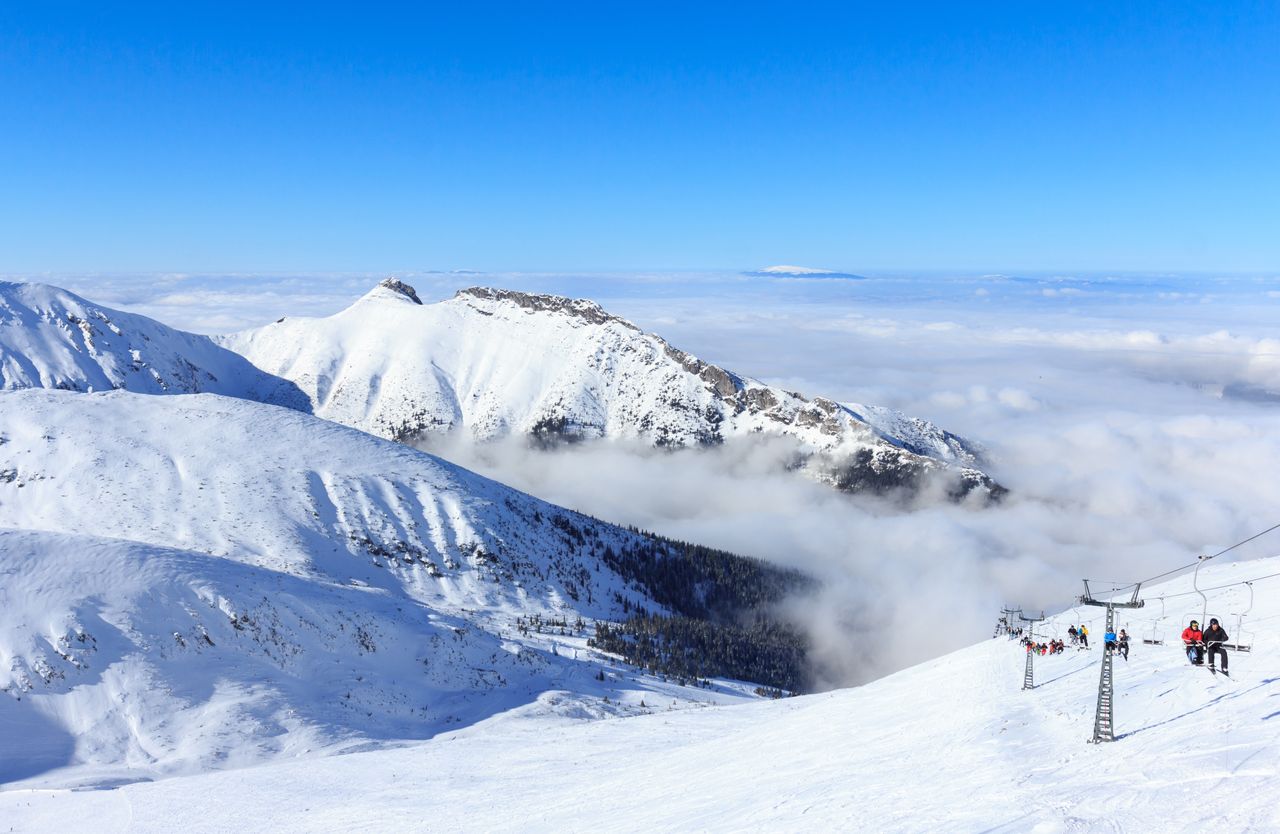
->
<box><xmin>5</xmin><ymin>554</ymin><xmax>1277</xmax><ymax>832</ymax></box>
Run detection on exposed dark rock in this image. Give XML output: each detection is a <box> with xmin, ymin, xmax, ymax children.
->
<box><xmin>457</xmin><ymin>287</ymin><xmax>638</xmax><ymax>330</ymax></box>
<box><xmin>379</xmin><ymin>278</ymin><xmax>423</xmax><ymax>305</ymax></box>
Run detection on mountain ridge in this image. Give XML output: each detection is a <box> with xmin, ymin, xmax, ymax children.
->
<box><xmin>226</xmin><ymin>279</ymin><xmax>999</xmax><ymax>497</ymax></box>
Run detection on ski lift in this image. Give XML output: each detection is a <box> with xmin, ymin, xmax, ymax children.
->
<box><xmin>1194</xmin><ymin>555</ymin><xmax>1210</xmax><ymax>626</ymax></box>
<box><xmin>1227</xmin><ymin>581</ymin><xmax>1254</xmax><ymax>653</ymax></box>
<box><xmin>1143</xmin><ymin>595</ymin><xmax>1167</xmax><ymax>645</ymax></box>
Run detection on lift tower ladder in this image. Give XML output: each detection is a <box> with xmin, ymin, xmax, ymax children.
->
<box><xmin>1081</xmin><ymin>580</ymin><xmax>1144</xmax><ymax>743</ymax></box>
<box><xmin>1019</xmin><ymin>611</ymin><xmax>1046</xmax><ymax>690</ymax></box>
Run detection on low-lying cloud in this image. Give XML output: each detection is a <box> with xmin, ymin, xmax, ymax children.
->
<box><xmin>17</xmin><ymin>268</ymin><xmax>1280</xmax><ymax>689</ymax></box>
<box><xmin>423</xmin><ymin>396</ymin><xmax>1280</xmax><ymax>689</ymax></box>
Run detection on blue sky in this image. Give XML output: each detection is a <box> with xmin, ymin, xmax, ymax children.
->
<box><xmin>2</xmin><ymin>2</ymin><xmax>1277</xmax><ymax>272</ymax></box>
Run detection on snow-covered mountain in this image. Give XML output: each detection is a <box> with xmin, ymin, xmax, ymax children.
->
<box><xmin>0</xmin><ymin>281</ymin><xmax>306</xmax><ymax>408</ymax></box>
<box><xmin>0</xmin><ymin>389</ymin><xmax>806</xmax><ymax>783</ymax></box>
<box><xmin>745</xmin><ymin>264</ymin><xmax>867</xmax><ymax>279</ymax></box>
<box><xmin>224</xmin><ymin>280</ymin><xmax>997</xmax><ymax>496</ymax></box>
<box><xmin>7</xmin><ymin>553</ymin><xmax>1277</xmax><ymax>830</ymax></box>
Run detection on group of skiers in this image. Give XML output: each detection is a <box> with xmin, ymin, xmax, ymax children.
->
<box><xmin>1181</xmin><ymin>618</ymin><xmax>1231</xmax><ymax>675</ymax></box>
<box><xmin>1022</xmin><ymin>638</ymin><xmax>1066</xmax><ymax>655</ymax></box>
<box><xmin>1005</xmin><ymin>613</ymin><xmax>1235</xmax><ymax>675</ymax></box>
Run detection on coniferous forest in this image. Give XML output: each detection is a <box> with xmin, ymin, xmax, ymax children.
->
<box><xmin>579</xmin><ymin>522</ymin><xmax>817</xmax><ymax>692</ymax></box>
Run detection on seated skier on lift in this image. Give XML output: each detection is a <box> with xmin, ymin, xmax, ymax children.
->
<box><xmin>1103</xmin><ymin>627</ymin><xmax>1117</xmax><ymax>652</ymax></box>
<box><xmin>1182</xmin><ymin>619</ymin><xmax>1204</xmax><ymax>665</ymax></box>
<box><xmin>1117</xmin><ymin>629</ymin><xmax>1130</xmax><ymax>661</ymax></box>
<box><xmin>1202</xmin><ymin>618</ymin><xmax>1230</xmax><ymax>675</ymax></box>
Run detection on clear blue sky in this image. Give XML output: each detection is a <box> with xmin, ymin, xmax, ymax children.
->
<box><xmin>2</xmin><ymin>2</ymin><xmax>1277</xmax><ymax>273</ymax></box>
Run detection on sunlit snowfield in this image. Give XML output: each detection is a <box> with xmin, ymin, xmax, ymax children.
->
<box><xmin>30</xmin><ymin>269</ymin><xmax>1280</xmax><ymax>685</ymax></box>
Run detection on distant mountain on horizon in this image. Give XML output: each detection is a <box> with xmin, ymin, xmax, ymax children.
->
<box><xmin>744</xmin><ymin>265</ymin><xmax>868</xmax><ymax>279</ymax></box>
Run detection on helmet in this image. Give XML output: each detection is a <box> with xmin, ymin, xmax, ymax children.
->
<box><xmin>1190</xmin><ymin>620</ymin><xmax>1199</xmax><ymax>627</ymax></box>
<box><xmin>1209</xmin><ymin>618</ymin><xmax>1219</xmax><ymax>626</ymax></box>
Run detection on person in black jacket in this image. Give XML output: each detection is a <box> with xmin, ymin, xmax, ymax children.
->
<box><xmin>1202</xmin><ymin>618</ymin><xmax>1230</xmax><ymax>674</ymax></box>
<box><xmin>1117</xmin><ymin>629</ymin><xmax>1130</xmax><ymax>661</ymax></box>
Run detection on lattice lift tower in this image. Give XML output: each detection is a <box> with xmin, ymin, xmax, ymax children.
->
<box><xmin>1080</xmin><ymin>580</ymin><xmax>1145</xmax><ymax>743</ymax></box>
<box><xmin>1019</xmin><ymin>611</ymin><xmax>1045</xmax><ymax>690</ymax></box>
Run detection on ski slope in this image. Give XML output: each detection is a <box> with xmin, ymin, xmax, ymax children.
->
<box><xmin>5</xmin><ymin>554</ymin><xmax>1277</xmax><ymax>832</ymax></box>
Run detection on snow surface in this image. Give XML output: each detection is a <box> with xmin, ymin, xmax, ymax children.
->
<box><xmin>4</xmin><ymin>554</ymin><xmax>1277</xmax><ymax>831</ymax></box>
<box><xmin>0</xmin><ymin>390</ymin><xmax>763</xmax><ymax>784</ymax></box>
<box><xmin>0</xmin><ymin>278</ymin><xmax>992</xmax><ymax>493</ymax></box>
<box><xmin>0</xmin><ymin>281</ymin><xmax>305</xmax><ymax>408</ymax></box>
<box><xmin>223</xmin><ymin>282</ymin><xmax>989</xmax><ymax>487</ymax></box>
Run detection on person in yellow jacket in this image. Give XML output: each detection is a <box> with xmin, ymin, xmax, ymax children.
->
<box><xmin>1079</xmin><ymin>625</ymin><xmax>1089</xmax><ymax>649</ymax></box>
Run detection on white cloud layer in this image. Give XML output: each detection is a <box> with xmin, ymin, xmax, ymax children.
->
<box><xmin>13</xmin><ymin>269</ymin><xmax>1280</xmax><ymax>687</ymax></box>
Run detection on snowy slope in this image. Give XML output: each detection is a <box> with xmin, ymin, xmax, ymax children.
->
<box><xmin>5</xmin><ymin>554</ymin><xmax>1277</xmax><ymax>831</ymax></box>
<box><xmin>0</xmin><ymin>281</ymin><xmax>305</xmax><ymax>407</ymax></box>
<box><xmin>0</xmin><ymin>389</ymin><xmax>812</xmax><ymax>783</ymax></box>
<box><xmin>0</xmin><ymin>388</ymin><xmax>703</xmax><ymax>623</ymax></box>
<box><xmin>0</xmin><ymin>529</ymin><xmax>756</xmax><ymax>788</ymax></box>
<box><xmin>224</xmin><ymin>281</ymin><xmax>995</xmax><ymax>495</ymax></box>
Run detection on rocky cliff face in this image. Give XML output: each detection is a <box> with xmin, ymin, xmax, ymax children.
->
<box><xmin>225</xmin><ymin>281</ymin><xmax>1000</xmax><ymax>498</ymax></box>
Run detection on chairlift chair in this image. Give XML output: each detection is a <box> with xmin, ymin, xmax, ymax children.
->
<box><xmin>1227</xmin><ymin>581</ymin><xmax>1254</xmax><ymax>653</ymax></box>
<box><xmin>1143</xmin><ymin>595</ymin><xmax>1167</xmax><ymax>645</ymax></box>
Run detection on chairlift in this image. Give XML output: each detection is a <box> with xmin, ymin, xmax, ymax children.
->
<box><xmin>1194</xmin><ymin>554</ymin><xmax>1210</xmax><ymax>626</ymax></box>
<box><xmin>1227</xmin><ymin>581</ymin><xmax>1254</xmax><ymax>653</ymax></box>
<box><xmin>1143</xmin><ymin>595</ymin><xmax>1167</xmax><ymax>645</ymax></box>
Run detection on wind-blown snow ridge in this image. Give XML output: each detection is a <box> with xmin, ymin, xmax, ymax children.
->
<box><xmin>225</xmin><ymin>281</ymin><xmax>996</xmax><ymax>496</ymax></box>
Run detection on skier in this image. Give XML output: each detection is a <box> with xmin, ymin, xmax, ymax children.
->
<box><xmin>1104</xmin><ymin>628</ymin><xmax>1117</xmax><ymax>652</ymax></box>
<box><xmin>1202</xmin><ymin>618</ymin><xmax>1230</xmax><ymax>675</ymax></box>
<box><xmin>1117</xmin><ymin>629</ymin><xmax>1130</xmax><ymax>661</ymax></box>
<box><xmin>1182</xmin><ymin>620</ymin><xmax>1204</xmax><ymax>665</ymax></box>
<box><xmin>1068</xmin><ymin>625</ymin><xmax>1079</xmax><ymax>645</ymax></box>
<box><xmin>1079</xmin><ymin>625</ymin><xmax>1089</xmax><ymax>649</ymax></box>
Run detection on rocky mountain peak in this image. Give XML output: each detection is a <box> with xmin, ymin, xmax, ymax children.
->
<box><xmin>377</xmin><ymin>278</ymin><xmax>423</xmax><ymax>305</ymax></box>
<box><xmin>454</xmin><ymin>287</ymin><xmax>641</xmax><ymax>331</ymax></box>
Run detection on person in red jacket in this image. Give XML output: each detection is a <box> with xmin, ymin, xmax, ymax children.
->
<box><xmin>1182</xmin><ymin>620</ymin><xmax>1204</xmax><ymax>665</ymax></box>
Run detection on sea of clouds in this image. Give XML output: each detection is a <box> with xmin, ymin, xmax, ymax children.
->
<box><xmin>30</xmin><ymin>268</ymin><xmax>1280</xmax><ymax>686</ymax></box>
